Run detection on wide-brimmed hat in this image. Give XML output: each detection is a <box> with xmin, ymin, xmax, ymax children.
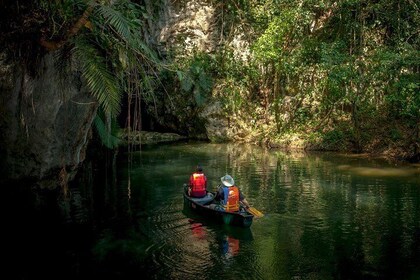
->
<box><xmin>221</xmin><ymin>174</ymin><xmax>234</xmax><ymax>187</ymax></box>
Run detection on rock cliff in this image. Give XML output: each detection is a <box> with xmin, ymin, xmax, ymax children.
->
<box><xmin>0</xmin><ymin>52</ymin><xmax>97</xmax><ymax>188</ymax></box>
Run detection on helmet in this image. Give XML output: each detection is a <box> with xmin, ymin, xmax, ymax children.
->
<box><xmin>196</xmin><ymin>165</ymin><xmax>203</xmax><ymax>172</ymax></box>
<box><xmin>221</xmin><ymin>174</ymin><xmax>234</xmax><ymax>187</ymax></box>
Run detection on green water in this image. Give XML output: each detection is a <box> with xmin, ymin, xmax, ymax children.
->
<box><xmin>6</xmin><ymin>143</ymin><xmax>420</xmax><ymax>279</ymax></box>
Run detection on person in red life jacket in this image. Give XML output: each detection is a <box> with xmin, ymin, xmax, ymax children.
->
<box><xmin>188</xmin><ymin>165</ymin><xmax>208</xmax><ymax>198</ymax></box>
<box><xmin>215</xmin><ymin>174</ymin><xmax>250</xmax><ymax>212</ymax></box>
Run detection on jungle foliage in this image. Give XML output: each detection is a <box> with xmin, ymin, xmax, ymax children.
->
<box><xmin>1</xmin><ymin>0</ymin><xmax>160</xmax><ymax>148</ymax></box>
<box><xmin>181</xmin><ymin>0</ymin><xmax>419</xmax><ymax>159</ymax></box>
<box><xmin>1</xmin><ymin>0</ymin><xmax>418</xmax><ymax>159</ymax></box>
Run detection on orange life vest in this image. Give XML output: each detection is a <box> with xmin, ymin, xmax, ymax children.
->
<box><xmin>190</xmin><ymin>172</ymin><xmax>206</xmax><ymax>197</ymax></box>
<box><xmin>222</xmin><ymin>186</ymin><xmax>240</xmax><ymax>212</ymax></box>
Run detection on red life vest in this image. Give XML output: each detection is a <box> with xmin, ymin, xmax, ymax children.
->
<box><xmin>223</xmin><ymin>186</ymin><xmax>240</xmax><ymax>212</ymax></box>
<box><xmin>190</xmin><ymin>172</ymin><xmax>206</xmax><ymax>197</ymax></box>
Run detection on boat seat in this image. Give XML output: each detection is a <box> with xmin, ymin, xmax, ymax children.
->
<box><xmin>190</xmin><ymin>192</ymin><xmax>214</xmax><ymax>205</ymax></box>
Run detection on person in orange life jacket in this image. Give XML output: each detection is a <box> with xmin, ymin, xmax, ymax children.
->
<box><xmin>214</xmin><ymin>174</ymin><xmax>250</xmax><ymax>212</ymax></box>
<box><xmin>188</xmin><ymin>165</ymin><xmax>208</xmax><ymax>198</ymax></box>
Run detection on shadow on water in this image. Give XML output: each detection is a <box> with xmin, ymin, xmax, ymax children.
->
<box><xmin>3</xmin><ymin>143</ymin><xmax>420</xmax><ymax>280</ymax></box>
<box><xmin>2</xmin><ymin>180</ymin><xmax>94</xmax><ymax>280</ymax></box>
<box><xmin>183</xmin><ymin>209</ymin><xmax>254</xmax><ymax>262</ymax></box>
<box><xmin>182</xmin><ymin>204</ymin><xmax>254</xmax><ymax>242</ymax></box>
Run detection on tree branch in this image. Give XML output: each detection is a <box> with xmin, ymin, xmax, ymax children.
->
<box><xmin>40</xmin><ymin>4</ymin><xmax>94</xmax><ymax>51</ymax></box>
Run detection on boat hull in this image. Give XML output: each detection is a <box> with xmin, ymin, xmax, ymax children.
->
<box><xmin>183</xmin><ymin>191</ymin><xmax>254</xmax><ymax>227</ymax></box>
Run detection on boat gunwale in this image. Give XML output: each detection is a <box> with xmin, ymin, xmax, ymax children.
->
<box><xmin>183</xmin><ymin>191</ymin><xmax>254</xmax><ymax>220</ymax></box>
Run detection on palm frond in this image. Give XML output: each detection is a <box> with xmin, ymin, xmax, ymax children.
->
<box><xmin>73</xmin><ymin>37</ymin><xmax>121</xmax><ymax>115</ymax></box>
<box><xmin>133</xmin><ymin>39</ymin><xmax>160</xmax><ymax>64</ymax></box>
<box><xmin>96</xmin><ymin>3</ymin><xmax>135</xmax><ymax>44</ymax></box>
<box><xmin>94</xmin><ymin>1</ymin><xmax>160</xmax><ymax>81</ymax></box>
<box><xmin>99</xmin><ymin>1</ymin><xmax>160</xmax><ymax>65</ymax></box>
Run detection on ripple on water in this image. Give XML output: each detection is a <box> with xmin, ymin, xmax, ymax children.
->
<box><xmin>123</xmin><ymin>144</ymin><xmax>420</xmax><ymax>279</ymax></box>
<box><xmin>149</xmin><ymin>222</ymin><xmax>215</xmax><ymax>278</ymax></box>
<box><xmin>137</xmin><ymin>205</ymin><xmax>219</xmax><ymax>278</ymax></box>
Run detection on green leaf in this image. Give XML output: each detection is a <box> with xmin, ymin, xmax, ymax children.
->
<box><xmin>194</xmin><ymin>88</ymin><xmax>206</xmax><ymax>106</ymax></box>
<box><xmin>181</xmin><ymin>76</ymin><xmax>193</xmax><ymax>92</ymax></box>
<box><xmin>73</xmin><ymin>37</ymin><xmax>122</xmax><ymax>115</ymax></box>
<box><xmin>96</xmin><ymin>4</ymin><xmax>134</xmax><ymax>43</ymax></box>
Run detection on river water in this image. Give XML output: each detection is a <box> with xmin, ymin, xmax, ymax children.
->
<box><xmin>5</xmin><ymin>143</ymin><xmax>420</xmax><ymax>279</ymax></box>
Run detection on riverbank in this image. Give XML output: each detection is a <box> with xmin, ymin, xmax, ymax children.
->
<box><xmin>119</xmin><ymin>130</ymin><xmax>187</xmax><ymax>145</ymax></box>
<box><xmin>118</xmin><ymin>129</ymin><xmax>419</xmax><ymax>164</ymax></box>
<box><xmin>263</xmin><ymin>131</ymin><xmax>419</xmax><ymax>163</ymax></box>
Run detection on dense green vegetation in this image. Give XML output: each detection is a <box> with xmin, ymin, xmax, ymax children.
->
<box><xmin>1</xmin><ymin>0</ymin><xmax>160</xmax><ymax>148</ymax></box>
<box><xmin>168</xmin><ymin>0</ymin><xmax>419</xmax><ymax>160</ymax></box>
<box><xmin>1</xmin><ymin>0</ymin><xmax>418</xmax><ymax>160</ymax></box>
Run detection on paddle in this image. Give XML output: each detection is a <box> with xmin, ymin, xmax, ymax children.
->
<box><xmin>241</xmin><ymin>202</ymin><xmax>264</xmax><ymax>218</ymax></box>
<box><xmin>215</xmin><ymin>184</ymin><xmax>264</xmax><ymax>217</ymax></box>
<box><xmin>247</xmin><ymin>206</ymin><xmax>264</xmax><ymax>218</ymax></box>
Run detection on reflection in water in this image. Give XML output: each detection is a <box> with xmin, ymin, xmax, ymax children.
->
<box><xmin>188</xmin><ymin>219</ymin><xmax>206</xmax><ymax>240</ymax></box>
<box><xmin>5</xmin><ymin>143</ymin><xmax>420</xmax><ymax>279</ymax></box>
<box><xmin>221</xmin><ymin>236</ymin><xmax>240</xmax><ymax>258</ymax></box>
<box><xmin>337</xmin><ymin>165</ymin><xmax>420</xmax><ymax>177</ymax></box>
<box><xmin>141</xmin><ymin>144</ymin><xmax>418</xmax><ymax>279</ymax></box>
<box><xmin>88</xmin><ymin>144</ymin><xmax>420</xmax><ymax>279</ymax></box>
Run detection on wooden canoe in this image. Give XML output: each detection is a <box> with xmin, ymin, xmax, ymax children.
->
<box><xmin>183</xmin><ymin>189</ymin><xmax>254</xmax><ymax>227</ymax></box>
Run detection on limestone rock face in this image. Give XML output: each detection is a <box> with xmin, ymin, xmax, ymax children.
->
<box><xmin>0</xmin><ymin>52</ymin><xmax>98</xmax><ymax>188</ymax></box>
<box><xmin>157</xmin><ymin>0</ymin><xmax>217</xmax><ymax>55</ymax></box>
<box><xmin>0</xmin><ymin>0</ymin><xmax>255</xmax><ymax>189</ymax></box>
<box><xmin>199</xmin><ymin>101</ymin><xmax>232</xmax><ymax>142</ymax></box>
<box><xmin>151</xmin><ymin>0</ymin><xmax>251</xmax><ymax>142</ymax></box>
